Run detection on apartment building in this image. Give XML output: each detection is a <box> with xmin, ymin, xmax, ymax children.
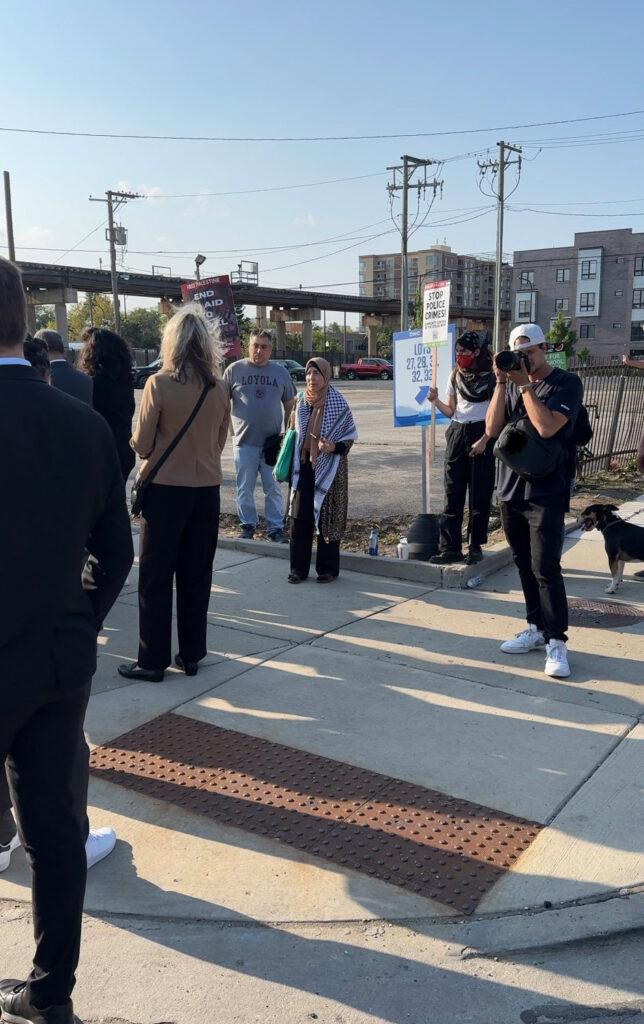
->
<box><xmin>358</xmin><ymin>244</ymin><xmax>512</xmax><ymax>314</ymax></box>
<box><xmin>512</xmin><ymin>228</ymin><xmax>644</xmax><ymax>356</ymax></box>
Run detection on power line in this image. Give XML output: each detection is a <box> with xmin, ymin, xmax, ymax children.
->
<box><xmin>2</xmin><ymin>108</ymin><xmax>644</xmax><ymax>143</ymax></box>
<box><xmin>153</xmin><ymin>171</ymin><xmax>387</xmax><ymax>197</ymax></box>
<box><xmin>52</xmin><ymin>218</ymin><xmax>107</xmax><ymax>264</ymax></box>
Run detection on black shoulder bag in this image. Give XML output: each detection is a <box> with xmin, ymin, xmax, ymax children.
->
<box><xmin>130</xmin><ymin>384</ymin><xmax>210</xmax><ymax>516</ymax></box>
<box><xmin>493</xmin><ymin>406</ymin><xmax>566</xmax><ymax>483</ymax></box>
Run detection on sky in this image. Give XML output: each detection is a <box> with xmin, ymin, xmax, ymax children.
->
<box><xmin>2</xmin><ymin>0</ymin><xmax>644</xmax><ymax>323</ymax></box>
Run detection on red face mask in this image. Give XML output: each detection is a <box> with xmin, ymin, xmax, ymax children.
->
<box><xmin>456</xmin><ymin>352</ymin><xmax>475</xmax><ymax>369</ymax></box>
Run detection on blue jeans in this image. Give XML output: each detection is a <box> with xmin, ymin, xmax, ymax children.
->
<box><xmin>233</xmin><ymin>444</ymin><xmax>284</xmax><ymax>534</ymax></box>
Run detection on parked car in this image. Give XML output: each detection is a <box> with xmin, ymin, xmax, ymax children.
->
<box><xmin>272</xmin><ymin>358</ymin><xmax>306</xmax><ymax>382</ymax></box>
<box><xmin>133</xmin><ymin>357</ymin><xmax>161</xmax><ymax>388</ymax></box>
<box><xmin>339</xmin><ymin>357</ymin><xmax>393</xmax><ymax>380</ymax></box>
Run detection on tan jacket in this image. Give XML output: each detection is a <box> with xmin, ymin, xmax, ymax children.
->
<box><xmin>131</xmin><ymin>370</ymin><xmax>230</xmax><ymax>487</ymax></box>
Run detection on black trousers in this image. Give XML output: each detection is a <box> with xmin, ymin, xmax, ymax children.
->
<box><xmin>138</xmin><ymin>483</ymin><xmax>220</xmax><ymax>670</ymax></box>
<box><xmin>439</xmin><ymin>420</ymin><xmax>495</xmax><ymax>554</ymax></box>
<box><xmin>289</xmin><ymin>460</ymin><xmax>340</xmax><ymax>579</ymax></box>
<box><xmin>501</xmin><ymin>500</ymin><xmax>568</xmax><ymax>643</ymax></box>
<box><xmin>0</xmin><ymin>683</ymin><xmax>91</xmax><ymax>1008</ymax></box>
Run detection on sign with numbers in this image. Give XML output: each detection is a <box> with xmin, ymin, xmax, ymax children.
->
<box><xmin>393</xmin><ymin>325</ymin><xmax>456</xmax><ymax>427</ymax></box>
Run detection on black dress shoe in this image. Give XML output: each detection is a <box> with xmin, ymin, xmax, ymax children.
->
<box><xmin>0</xmin><ymin>979</ymin><xmax>74</xmax><ymax>1024</ymax></box>
<box><xmin>174</xmin><ymin>654</ymin><xmax>198</xmax><ymax>676</ymax></box>
<box><xmin>117</xmin><ymin>663</ymin><xmax>164</xmax><ymax>682</ymax></box>
<box><xmin>429</xmin><ymin>550</ymin><xmax>465</xmax><ymax>565</ymax></box>
<box><xmin>465</xmin><ymin>546</ymin><xmax>483</xmax><ymax>565</ymax></box>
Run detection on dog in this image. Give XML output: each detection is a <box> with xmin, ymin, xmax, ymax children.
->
<box><xmin>579</xmin><ymin>503</ymin><xmax>644</xmax><ymax>593</ymax></box>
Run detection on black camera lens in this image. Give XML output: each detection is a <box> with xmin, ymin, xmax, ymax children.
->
<box><xmin>495</xmin><ymin>350</ymin><xmax>521</xmax><ymax>372</ymax></box>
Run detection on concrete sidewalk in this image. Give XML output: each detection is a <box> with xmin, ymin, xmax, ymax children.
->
<box><xmin>1</xmin><ymin>499</ymin><xmax>643</xmax><ymax>1024</ymax></box>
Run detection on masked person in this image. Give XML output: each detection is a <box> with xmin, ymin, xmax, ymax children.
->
<box><xmin>427</xmin><ymin>331</ymin><xmax>496</xmax><ymax>566</ymax></box>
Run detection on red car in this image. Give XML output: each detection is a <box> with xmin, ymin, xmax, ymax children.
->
<box><xmin>340</xmin><ymin>357</ymin><xmax>393</xmax><ymax>380</ymax></box>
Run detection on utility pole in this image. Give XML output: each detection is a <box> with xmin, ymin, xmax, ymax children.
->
<box><xmin>387</xmin><ymin>156</ymin><xmax>443</xmax><ymax>331</ymax></box>
<box><xmin>478</xmin><ymin>141</ymin><xmax>522</xmax><ymax>353</ymax></box>
<box><xmin>89</xmin><ymin>189</ymin><xmax>141</xmax><ymax>334</ymax></box>
<box><xmin>3</xmin><ymin>171</ymin><xmax>16</xmax><ymax>261</ymax></box>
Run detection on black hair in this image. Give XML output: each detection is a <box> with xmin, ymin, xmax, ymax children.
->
<box><xmin>78</xmin><ymin>327</ymin><xmax>133</xmax><ymax>380</ymax></box>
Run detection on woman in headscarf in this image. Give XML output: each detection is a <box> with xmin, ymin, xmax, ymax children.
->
<box><xmin>427</xmin><ymin>331</ymin><xmax>496</xmax><ymax>566</ymax></box>
<box><xmin>287</xmin><ymin>357</ymin><xmax>358</xmax><ymax>584</ymax></box>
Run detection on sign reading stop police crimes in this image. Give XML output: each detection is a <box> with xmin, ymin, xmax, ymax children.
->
<box><xmin>181</xmin><ymin>275</ymin><xmax>242</xmax><ymax>359</ymax></box>
<box><xmin>422</xmin><ymin>279</ymin><xmax>451</xmax><ymax>347</ymax></box>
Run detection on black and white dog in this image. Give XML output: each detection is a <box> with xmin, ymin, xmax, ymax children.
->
<box><xmin>580</xmin><ymin>503</ymin><xmax>644</xmax><ymax>594</ymax></box>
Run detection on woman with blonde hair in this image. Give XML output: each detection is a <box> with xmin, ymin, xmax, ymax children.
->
<box><xmin>119</xmin><ymin>305</ymin><xmax>230</xmax><ymax>682</ymax></box>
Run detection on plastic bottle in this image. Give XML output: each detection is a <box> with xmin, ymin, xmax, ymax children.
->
<box><xmin>397</xmin><ymin>537</ymin><xmax>409</xmax><ymax>560</ymax></box>
<box><xmin>369</xmin><ymin>528</ymin><xmax>379</xmax><ymax>556</ymax></box>
<box><xmin>467</xmin><ymin>575</ymin><xmax>484</xmax><ymax>589</ymax></box>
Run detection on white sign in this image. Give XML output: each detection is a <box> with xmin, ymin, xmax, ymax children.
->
<box><xmin>422</xmin><ymin>279</ymin><xmax>451</xmax><ymax>347</ymax></box>
<box><xmin>393</xmin><ymin>326</ymin><xmax>456</xmax><ymax>427</ymax></box>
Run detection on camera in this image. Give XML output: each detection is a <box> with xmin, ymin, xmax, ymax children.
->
<box><xmin>495</xmin><ymin>349</ymin><xmax>530</xmax><ymax>373</ymax></box>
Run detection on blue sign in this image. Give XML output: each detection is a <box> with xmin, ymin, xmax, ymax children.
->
<box><xmin>393</xmin><ymin>325</ymin><xmax>456</xmax><ymax>427</ymax></box>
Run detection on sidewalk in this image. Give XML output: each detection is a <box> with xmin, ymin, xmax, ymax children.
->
<box><xmin>1</xmin><ymin>498</ymin><xmax>643</xmax><ymax>1024</ymax></box>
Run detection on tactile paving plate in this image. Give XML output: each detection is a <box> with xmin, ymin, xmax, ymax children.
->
<box><xmin>568</xmin><ymin>596</ymin><xmax>644</xmax><ymax>629</ymax></box>
<box><xmin>89</xmin><ymin>713</ymin><xmax>541</xmax><ymax>914</ymax></box>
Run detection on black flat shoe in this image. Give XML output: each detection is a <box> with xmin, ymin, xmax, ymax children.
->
<box><xmin>316</xmin><ymin>573</ymin><xmax>337</xmax><ymax>583</ymax></box>
<box><xmin>429</xmin><ymin>551</ymin><xmax>465</xmax><ymax>565</ymax></box>
<box><xmin>117</xmin><ymin>663</ymin><xmax>164</xmax><ymax>682</ymax></box>
<box><xmin>465</xmin><ymin>546</ymin><xmax>483</xmax><ymax>565</ymax></box>
<box><xmin>174</xmin><ymin>654</ymin><xmax>198</xmax><ymax>676</ymax></box>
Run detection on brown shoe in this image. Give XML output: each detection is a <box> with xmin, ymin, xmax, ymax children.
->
<box><xmin>316</xmin><ymin>573</ymin><xmax>337</xmax><ymax>583</ymax></box>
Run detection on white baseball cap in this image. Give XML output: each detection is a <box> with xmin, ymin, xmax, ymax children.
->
<box><xmin>509</xmin><ymin>323</ymin><xmax>546</xmax><ymax>350</ymax></box>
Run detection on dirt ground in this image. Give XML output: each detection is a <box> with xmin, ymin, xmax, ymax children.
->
<box><xmin>218</xmin><ymin>461</ymin><xmax>643</xmax><ymax>558</ymax></box>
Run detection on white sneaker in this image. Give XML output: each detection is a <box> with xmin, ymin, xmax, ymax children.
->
<box><xmin>544</xmin><ymin>641</ymin><xmax>570</xmax><ymax>678</ymax></box>
<box><xmin>0</xmin><ymin>834</ymin><xmax>20</xmax><ymax>873</ymax></box>
<box><xmin>86</xmin><ymin>826</ymin><xmax>116</xmax><ymax>869</ymax></box>
<box><xmin>500</xmin><ymin>624</ymin><xmax>546</xmax><ymax>654</ymax></box>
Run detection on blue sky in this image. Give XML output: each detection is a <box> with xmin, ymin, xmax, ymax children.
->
<box><xmin>3</xmin><ymin>0</ymin><xmax>644</xmax><ymax>315</ymax></box>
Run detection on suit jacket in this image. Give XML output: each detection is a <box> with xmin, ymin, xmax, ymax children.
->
<box><xmin>50</xmin><ymin>359</ymin><xmax>94</xmax><ymax>406</ymax></box>
<box><xmin>132</xmin><ymin>371</ymin><xmax>230</xmax><ymax>487</ymax></box>
<box><xmin>91</xmin><ymin>373</ymin><xmax>136</xmax><ymax>480</ymax></box>
<box><xmin>0</xmin><ymin>365</ymin><xmax>134</xmax><ymax>709</ymax></box>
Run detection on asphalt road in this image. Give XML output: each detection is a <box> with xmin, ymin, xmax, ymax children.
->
<box><xmin>133</xmin><ymin>379</ymin><xmax>448</xmax><ymax>520</ymax></box>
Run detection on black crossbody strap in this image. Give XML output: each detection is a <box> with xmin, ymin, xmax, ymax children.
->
<box><xmin>143</xmin><ymin>384</ymin><xmax>210</xmax><ymax>484</ymax></box>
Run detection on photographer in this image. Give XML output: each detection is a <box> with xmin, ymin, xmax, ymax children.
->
<box><xmin>486</xmin><ymin>324</ymin><xmax>582</xmax><ymax>679</ymax></box>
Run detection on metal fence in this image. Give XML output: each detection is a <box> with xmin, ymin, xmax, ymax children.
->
<box><xmin>568</xmin><ymin>357</ymin><xmax>644</xmax><ymax>477</ymax></box>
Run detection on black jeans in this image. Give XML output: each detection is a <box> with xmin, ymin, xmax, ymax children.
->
<box><xmin>1</xmin><ymin>683</ymin><xmax>91</xmax><ymax>1008</ymax></box>
<box><xmin>138</xmin><ymin>483</ymin><xmax>220</xmax><ymax>670</ymax></box>
<box><xmin>501</xmin><ymin>500</ymin><xmax>568</xmax><ymax>643</ymax></box>
<box><xmin>440</xmin><ymin>420</ymin><xmax>495</xmax><ymax>554</ymax></box>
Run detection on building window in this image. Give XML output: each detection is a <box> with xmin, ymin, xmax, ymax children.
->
<box><xmin>616</xmin><ymin>257</ymin><xmax>624</xmax><ymax>264</ymax></box>
<box><xmin>581</xmin><ymin>259</ymin><xmax>597</xmax><ymax>280</ymax></box>
<box><xmin>615</xmin><ymin>290</ymin><xmax>623</xmax><ymax>297</ymax></box>
<box><xmin>613</xmin><ymin>323</ymin><xmax>622</xmax><ymax>329</ymax></box>
<box><xmin>518</xmin><ymin>299</ymin><xmax>531</xmax><ymax>318</ymax></box>
<box><xmin>555</xmin><ymin>298</ymin><xmax>569</xmax><ymax>312</ymax></box>
<box><xmin>579</xmin><ymin>293</ymin><xmax>596</xmax><ymax>312</ymax></box>
<box><xmin>635</xmin><ymin>256</ymin><xmax>644</xmax><ymax>275</ymax></box>
<box><xmin>520</xmin><ymin>270</ymin><xmax>534</xmax><ymax>287</ymax></box>
<box><xmin>579</xmin><ymin>324</ymin><xmax>595</xmax><ymax>339</ymax></box>
<box><xmin>556</xmin><ymin>268</ymin><xmax>570</xmax><ymax>283</ymax></box>
<box><xmin>633</xmin><ymin>289</ymin><xmax>644</xmax><ymax>309</ymax></box>
<box><xmin>631</xmin><ymin>322</ymin><xmax>644</xmax><ymax>341</ymax></box>
<box><xmin>359</xmin><ymin>261</ymin><xmax>366</xmax><ymax>270</ymax></box>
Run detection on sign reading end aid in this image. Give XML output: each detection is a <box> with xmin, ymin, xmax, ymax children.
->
<box><xmin>422</xmin><ymin>279</ymin><xmax>450</xmax><ymax>347</ymax></box>
<box><xmin>181</xmin><ymin>275</ymin><xmax>242</xmax><ymax>360</ymax></box>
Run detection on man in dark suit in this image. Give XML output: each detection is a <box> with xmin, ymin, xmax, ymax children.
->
<box><xmin>0</xmin><ymin>257</ymin><xmax>133</xmax><ymax>1024</ymax></box>
<box><xmin>35</xmin><ymin>329</ymin><xmax>93</xmax><ymax>406</ymax></box>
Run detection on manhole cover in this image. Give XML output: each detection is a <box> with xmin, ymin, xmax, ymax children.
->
<box><xmin>89</xmin><ymin>713</ymin><xmax>542</xmax><ymax>915</ymax></box>
<box><xmin>568</xmin><ymin>596</ymin><xmax>644</xmax><ymax>629</ymax></box>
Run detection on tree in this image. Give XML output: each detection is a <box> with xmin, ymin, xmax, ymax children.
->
<box><xmin>234</xmin><ymin>303</ymin><xmax>254</xmax><ymax>343</ymax></box>
<box><xmin>412</xmin><ymin>289</ymin><xmax>423</xmax><ymax>329</ymax></box>
<box><xmin>67</xmin><ymin>294</ymin><xmax>115</xmax><ymax>339</ymax></box>
<box><xmin>34</xmin><ymin>305</ymin><xmax>55</xmax><ymax>331</ymax></box>
<box><xmin>376</xmin><ymin>326</ymin><xmax>393</xmax><ymax>360</ymax></box>
<box><xmin>546</xmin><ymin>310</ymin><xmax>577</xmax><ymax>358</ymax></box>
<box><xmin>120</xmin><ymin>307</ymin><xmax>165</xmax><ymax>350</ymax></box>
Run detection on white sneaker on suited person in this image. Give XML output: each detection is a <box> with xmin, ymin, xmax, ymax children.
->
<box><xmin>544</xmin><ymin>640</ymin><xmax>571</xmax><ymax>678</ymax></box>
<box><xmin>0</xmin><ymin>827</ymin><xmax>116</xmax><ymax>873</ymax></box>
<box><xmin>0</xmin><ymin>834</ymin><xmax>20</xmax><ymax>872</ymax></box>
<box><xmin>500</xmin><ymin>623</ymin><xmax>546</xmax><ymax>654</ymax></box>
<box><xmin>86</xmin><ymin>826</ymin><xmax>117</xmax><ymax>869</ymax></box>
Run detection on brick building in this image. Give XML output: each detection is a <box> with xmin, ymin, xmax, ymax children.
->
<box><xmin>512</xmin><ymin>228</ymin><xmax>644</xmax><ymax>357</ymax></box>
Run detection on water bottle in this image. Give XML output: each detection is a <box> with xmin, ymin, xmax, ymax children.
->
<box><xmin>397</xmin><ymin>537</ymin><xmax>409</xmax><ymax>560</ymax></box>
<box><xmin>369</xmin><ymin>528</ymin><xmax>379</xmax><ymax>556</ymax></box>
<box><xmin>467</xmin><ymin>575</ymin><xmax>484</xmax><ymax>589</ymax></box>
